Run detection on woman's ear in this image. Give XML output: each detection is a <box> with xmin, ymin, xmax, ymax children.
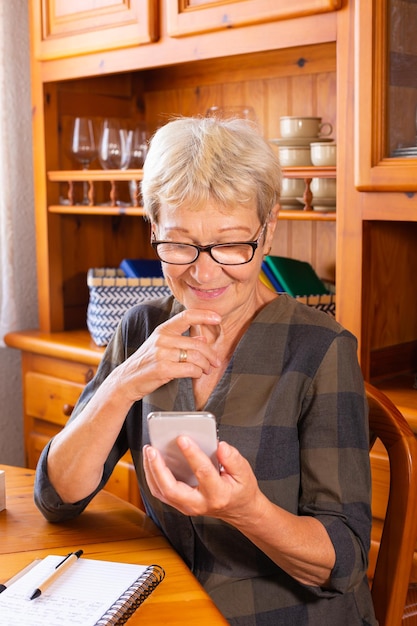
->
<box><xmin>269</xmin><ymin>203</ymin><xmax>280</xmax><ymax>223</ymax></box>
<box><xmin>264</xmin><ymin>204</ymin><xmax>279</xmax><ymax>251</ymax></box>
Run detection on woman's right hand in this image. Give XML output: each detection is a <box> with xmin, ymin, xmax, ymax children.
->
<box><xmin>47</xmin><ymin>308</ymin><xmax>221</xmax><ymax>503</ymax></box>
<box><xmin>112</xmin><ymin>308</ymin><xmax>222</xmax><ymax>403</ymax></box>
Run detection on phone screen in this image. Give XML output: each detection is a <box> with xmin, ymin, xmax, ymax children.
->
<box><xmin>147</xmin><ymin>411</ymin><xmax>219</xmax><ymax>486</ymax></box>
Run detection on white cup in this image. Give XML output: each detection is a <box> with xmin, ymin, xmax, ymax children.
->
<box><xmin>310</xmin><ymin>177</ymin><xmax>336</xmax><ymax>198</ymax></box>
<box><xmin>280</xmin><ymin>116</ymin><xmax>333</xmax><ymax>139</ymax></box>
<box><xmin>278</xmin><ymin>146</ymin><xmax>312</xmax><ymax>167</ymax></box>
<box><xmin>310</xmin><ymin>142</ymin><xmax>337</xmax><ymax>166</ymax></box>
<box><xmin>280</xmin><ymin>177</ymin><xmax>305</xmax><ymax>198</ymax></box>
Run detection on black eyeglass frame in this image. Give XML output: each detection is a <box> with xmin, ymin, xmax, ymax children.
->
<box><xmin>151</xmin><ymin>221</ymin><xmax>268</xmax><ymax>266</ymax></box>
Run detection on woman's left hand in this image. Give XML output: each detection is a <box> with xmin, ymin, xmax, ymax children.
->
<box><xmin>143</xmin><ymin>436</ymin><xmax>336</xmax><ymax>587</ymax></box>
<box><xmin>143</xmin><ymin>437</ymin><xmax>261</xmax><ymax>523</ymax></box>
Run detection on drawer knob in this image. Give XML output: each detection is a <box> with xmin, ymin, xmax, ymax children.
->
<box><xmin>62</xmin><ymin>404</ymin><xmax>74</xmax><ymax>417</ymax></box>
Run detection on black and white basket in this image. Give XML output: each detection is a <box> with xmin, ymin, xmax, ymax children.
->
<box><xmin>296</xmin><ymin>293</ymin><xmax>336</xmax><ymax>317</ymax></box>
<box><xmin>87</xmin><ymin>268</ymin><xmax>171</xmax><ymax>346</ymax></box>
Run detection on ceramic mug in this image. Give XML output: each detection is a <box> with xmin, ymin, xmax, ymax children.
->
<box><xmin>310</xmin><ymin>142</ymin><xmax>337</xmax><ymax>166</ymax></box>
<box><xmin>280</xmin><ymin>177</ymin><xmax>305</xmax><ymax>198</ymax></box>
<box><xmin>278</xmin><ymin>146</ymin><xmax>312</xmax><ymax>167</ymax></box>
<box><xmin>280</xmin><ymin>116</ymin><xmax>333</xmax><ymax>139</ymax></box>
<box><xmin>310</xmin><ymin>177</ymin><xmax>336</xmax><ymax>198</ymax></box>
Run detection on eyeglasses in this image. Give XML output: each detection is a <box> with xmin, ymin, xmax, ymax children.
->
<box><xmin>151</xmin><ymin>221</ymin><xmax>268</xmax><ymax>266</ymax></box>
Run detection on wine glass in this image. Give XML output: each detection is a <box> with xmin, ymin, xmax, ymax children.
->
<box><xmin>128</xmin><ymin>123</ymin><xmax>150</xmax><ymax>206</ymax></box>
<box><xmin>69</xmin><ymin>117</ymin><xmax>98</xmax><ymax>205</ymax></box>
<box><xmin>205</xmin><ymin>105</ymin><xmax>261</xmax><ymax>133</ymax></box>
<box><xmin>98</xmin><ymin>119</ymin><xmax>131</xmax><ymax>170</ymax></box>
<box><xmin>98</xmin><ymin>119</ymin><xmax>131</xmax><ymax>205</ymax></box>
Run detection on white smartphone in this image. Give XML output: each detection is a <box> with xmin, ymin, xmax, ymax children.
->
<box><xmin>147</xmin><ymin>411</ymin><xmax>219</xmax><ymax>487</ymax></box>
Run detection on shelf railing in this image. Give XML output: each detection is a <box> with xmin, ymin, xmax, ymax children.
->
<box><xmin>48</xmin><ymin>169</ymin><xmax>144</xmax><ymax>207</ymax></box>
<box><xmin>47</xmin><ymin>167</ymin><xmax>337</xmax><ymax>219</ymax></box>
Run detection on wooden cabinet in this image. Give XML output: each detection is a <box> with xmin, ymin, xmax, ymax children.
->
<box><xmin>166</xmin><ymin>0</ymin><xmax>342</xmax><ymax>37</ymax></box>
<box><xmin>337</xmin><ymin>0</ymin><xmax>417</xmax><ymax>382</ymax></box>
<box><xmin>31</xmin><ymin>0</ymin><xmax>158</xmax><ymax>60</ymax></box>
<box><xmin>336</xmin><ymin>0</ymin><xmax>417</xmax><ymax>583</ymax></box>
<box><xmin>34</xmin><ymin>41</ymin><xmax>338</xmax><ymax>332</ymax></box>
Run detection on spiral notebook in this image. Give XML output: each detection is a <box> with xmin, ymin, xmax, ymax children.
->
<box><xmin>0</xmin><ymin>555</ymin><xmax>165</xmax><ymax>626</ymax></box>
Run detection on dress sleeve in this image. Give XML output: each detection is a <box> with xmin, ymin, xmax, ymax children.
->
<box><xmin>298</xmin><ymin>329</ymin><xmax>372</xmax><ymax>595</ymax></box>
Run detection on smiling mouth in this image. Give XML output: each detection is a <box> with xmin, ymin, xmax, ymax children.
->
<box><xmin>189</xmin><ymin>284</ymin><xmax>227</xmax><ymax>297</ymax></box>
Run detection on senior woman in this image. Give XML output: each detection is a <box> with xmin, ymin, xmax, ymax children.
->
<box><xmin>34</xmin><ymin>116</ymin><xmax>376</xmax><ymax>625</ymax></box>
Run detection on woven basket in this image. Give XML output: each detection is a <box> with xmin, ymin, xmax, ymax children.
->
<box><xmin>87</xmin><ymin>269</ymin><xmax>336</xmax><ymax>347</ymax></box>
<box><xmin>87</xmin><ymin>268</ymin><xmax>171</xmax><ymax>346</ymax></box>
<box><xmin>296</xmin><ymin>293</ymin><xmax>336</xmax><ymax>317</ymax></box>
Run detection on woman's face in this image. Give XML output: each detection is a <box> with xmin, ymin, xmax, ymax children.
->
<box><xmin>153</xmin><ymin>201</ymin><xmax>277</xmax><ymax>323</ymax></box>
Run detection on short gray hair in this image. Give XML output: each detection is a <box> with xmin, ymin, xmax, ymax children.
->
<box><xmin>141</xmin><ymin>116</ymin><xmax>281</xmax><ymax>223</ymax></box>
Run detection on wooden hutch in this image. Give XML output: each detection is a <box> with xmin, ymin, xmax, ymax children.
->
<box><xmin>5</xmin><ymin>0</ymin><xmax>417</xmax><ymax>584</ymax></box>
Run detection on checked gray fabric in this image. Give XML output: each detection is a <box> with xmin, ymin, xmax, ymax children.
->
<box><xmin>35</xmin><ymin>294</ymin><xmax>376</xmax><ymax>626</ymax></box>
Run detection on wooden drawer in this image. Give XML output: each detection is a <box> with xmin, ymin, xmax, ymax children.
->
<box><xmin>22</xmin><ymin>353</ymin><xmax>143</xmax><ymax>509</ymax></box>
<box><xmin>25</xmin><ymin>371</ymin><xmax>85</xmax><ymax>427</ymax></box>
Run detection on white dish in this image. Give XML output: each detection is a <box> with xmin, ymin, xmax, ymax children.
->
<box><xmin>313</xmin><ymin>204</ymin><xmax>336</xmax><ymax>212</ymax></box>
<box><xmin>297</xmin><ymin>196</ymin><xmax>336</xmax><ymax>207</ymax></box>
<box><xmin>391</xmin><ymin>147</ymin><xmax>417</xmax><ymax>158</ymax></box>
<box><xmin>279</xmin><ymin>197</ymin><xmax>302</xmax><ymax>209</ymax></box>
<box><xmin>278</xmin><ymin>146</ymin><xmax>312</xmax><ymax>166</ymax></box>
<box><xmin>270</xmin><ymin>137</ymin><xmax>334</xmax><ymax>147</ymax></box>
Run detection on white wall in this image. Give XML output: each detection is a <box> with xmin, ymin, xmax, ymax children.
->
<box><xmin>0</xmin><ymin>1</ymin><xmax>38</xmax><ymax>465</ymax></box>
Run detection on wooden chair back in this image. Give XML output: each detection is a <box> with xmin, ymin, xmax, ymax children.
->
<box><xmin>366</xmin><ymin>382</ymin><xmax>417</xmax><ymax>626</ymax></box>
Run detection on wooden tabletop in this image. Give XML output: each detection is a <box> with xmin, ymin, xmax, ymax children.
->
<box><xmin>0</xmin><ymin>464</ymin><xmax>228</xmax><ymax>625</ymax></box>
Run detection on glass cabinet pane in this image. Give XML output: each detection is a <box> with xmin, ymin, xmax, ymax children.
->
<box><xmin>356</xmin><ymin>0</ymin><xmax>417</xmax><ymax>189</ymax></box>
<box><xmin>388</xmin><ymin>0</ymin><xmax>417</xmax><ymax>158</ymax></box>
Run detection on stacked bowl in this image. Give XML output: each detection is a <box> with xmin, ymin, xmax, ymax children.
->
<box><xmin>271</xmin><ymin>116</ymin><xmax>334</xmax><ymax>210</ymax></box>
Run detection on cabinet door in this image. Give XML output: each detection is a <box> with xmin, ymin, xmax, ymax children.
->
<box><xmin>355</xmin><ymin>0</ymin><xmax>417</xmax><ymax>191</ymax></box>
<box><xmin>32</xmin><ymin>0</ymin><xmax>158</xmax><ymax>60</ymax></box>
<box><xmin>166</xmin><ymin>0</ymin><xmax>342</xmax><ymax>37</ymax></box>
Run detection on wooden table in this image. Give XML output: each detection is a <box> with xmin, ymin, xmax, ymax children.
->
<box><xmin>0</xmin><ymin>464</ymin><xmax>228</xmax><ymax>625</ymax></box>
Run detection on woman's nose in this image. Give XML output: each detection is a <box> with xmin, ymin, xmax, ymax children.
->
<box><xmin>189</xmin><ymin>250</ymin><xmax>222</xmax><ymax>281</ymax></box>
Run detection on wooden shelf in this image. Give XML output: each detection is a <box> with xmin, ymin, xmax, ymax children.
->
<box><xmin>47</xmin><ymin>170</ymin><xmax>337</xmax><ymax>217</ymax></box>
<box><xmin>49</xmin><ymin>205</ymin><xmax>146</xmax><ymax>216</ymax></box>
<box><xmin>281</xmin><ymin>166</ymin><xmax>336</xmax><ymax>178</ymax></box>
<box><xmin>48</xmin><ymin>169</ymin><xmax>144</xmax><ymax>181</ymax></box>
<box><xmin>278</xmin><ymin>209</ymin><xmax>336</xmax><ymax>221</ymax></box>
<box><xmin>48</xmin><ymin>170</ymin><xmax>144</xmax><ymax>209</ymax></box>
<box><xmin>48</xmin><ymin>205</ymin><xmax>336</xmax><ymax>220</ymax></box>
<box><xmin>48</xmin><ymin>167</ymin><xmax>336</xmax><ymax>182</ymax></box>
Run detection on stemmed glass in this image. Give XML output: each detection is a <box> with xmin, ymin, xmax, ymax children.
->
<box><xmin>205</xmin><ymin>105</ymin><xmax>261</xmax><ymax>133</ymax></box>
<box><xmin>69</xmin><ymin>117</ymin><xmax>97</xmax><ymax>205</ymax></box>
<box><xmin>98</xmin><ymin>119</ymin><xmax>131</xmax><ymax>170</ymax></box>
<box><xmin>98</xmin><ymin>119</ymin><xmax>131</xmax><ymax>205</ymax></box>
<box><xmin>128</xmin><ymin>123</ymin><xmax>149</xmax><ymax>206</ymax></box>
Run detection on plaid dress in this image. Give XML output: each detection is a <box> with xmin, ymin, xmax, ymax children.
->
<box><xmin>35</xmin><ymin>295</ymin><xmax>377</xmax><ymax>625</ymax></box>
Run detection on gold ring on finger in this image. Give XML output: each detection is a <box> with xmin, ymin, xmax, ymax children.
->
<box><xmin>179</xmin><ymin>348</ymin><xmax>188</xmax><ymax>363</ymax></box>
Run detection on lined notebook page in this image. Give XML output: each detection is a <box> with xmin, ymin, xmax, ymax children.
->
<box><xmin>0</xmin><ymin>555</ymin><xmax>152</xmax><ymax>626</ymax></box>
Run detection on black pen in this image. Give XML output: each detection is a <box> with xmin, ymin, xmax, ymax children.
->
<box><xmin>29</xmin><ymin>549</ymin><xmax>83</xmax><ymax>600</ymax></box>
